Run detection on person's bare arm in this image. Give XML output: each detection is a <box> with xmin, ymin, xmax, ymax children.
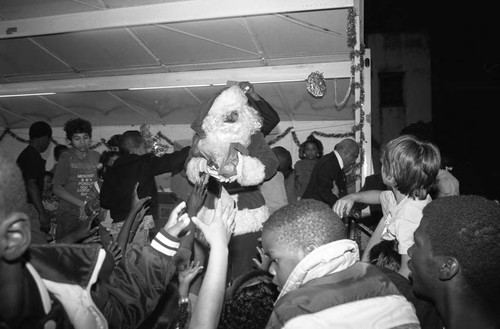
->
<box><xmin>26</xmin><ymin>178</ymin><xmax>50</xmax><ymax>232</ymax></box>
<box><xmin>361</xmin><ymin>217</ymin><xmax>386</xmax><ymax>262</ymax></box>
<box><xmin>333</xmin><ymin>190</ymin><xmax>383</xmax><ymax>218</ymax></box>
<box><xmin>189</xmin><ymin>200</ymin><xmax>236</xmax><ymax>329</ymax></box>
<box><xmin>398</xmin><ymin>254</ymin><xmax>411</xmax><ymax>279</ymax></box>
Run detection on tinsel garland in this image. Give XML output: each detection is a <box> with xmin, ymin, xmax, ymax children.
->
<box><xmin>267</xmin><ymin>127</ymin><xmax>354</xmax><ymax>147</ymax></box>
<box><xmin>347</xmin><ymin>8</ymin><xmax>357</xmax><ymax>49</ymax></box>
<box><xmin>140</xmin><ymin>124</ymin><xmax>175</xmax><ymax>157</ymax></box>
<box><xmin>89</xmin><ymin>138</ymin><xmax>110</xmax><ymax>150</ymax></box>
<box><xmin>156</xmin><ymin>131</ymin><xmax>174</xmax><ymax>146</ymax></box>
<box><xmin>312</xmin><ymin>130</ymin><xmax>354</xmax><ymax>139</ymax></box>
<box><xmin>1</xmin><ymin>128</ymin><xmax>59</xmax><ymax>146</ymax></box>
<box><xmin>347</xmin><ymin>7</ymin><xmax>366</xmax><ymax>181</ymax></box>
<box><xmin>291</xmin><ymin>131</ymin><xmax>301</xmax><ymax>146</ymax></box>
<box><xmin>268</xmin><ymin>127</ymin><xmax>293</xmax><ymax>146</ymax></box>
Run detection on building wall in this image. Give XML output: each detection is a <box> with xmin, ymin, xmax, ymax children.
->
<box><xmin>367</xmin><ymin>32</ymin><xmax>432</xmax><ymax>172</ymax></box>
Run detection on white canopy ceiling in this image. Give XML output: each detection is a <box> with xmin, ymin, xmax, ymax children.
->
<box><xmin>0</xmin><ymin>0</ymin><xmax>362</xmax><ymax>129</ymax></box>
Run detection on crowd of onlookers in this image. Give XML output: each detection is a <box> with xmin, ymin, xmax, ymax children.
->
<box><xmin>1</xmin><ymin>82</ymin><xmax>498</xmax><ymax>329</ymax></box>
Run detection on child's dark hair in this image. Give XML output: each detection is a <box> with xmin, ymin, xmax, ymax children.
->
<box><xmin>53</xmin><ymin>144</ymin><xmax>69</xmax><ymax>161</ymax></box>
<box><xmin>298</xmin><ymin>135</ymin><xmax>324</xmax><ymax>159</ymax></box>
<box><xmin>272</xmin><ymin>146</ymin><xmax>293</xmax><ymax>179</ymax></box>
<box><xmin>98</xmin><ymin>150</ymin><xmax>119</xmax><ymax>179</ymax></box>
<box><xmin>64</xmin><ymin>118</ymin><xmax>92</xmax><ymax>140</ymax></box>
<box><xmin>29</xmin><ymin>121</ymin><xmax>52</xmax><ymax>140</ymax></box>
<box><xmin>107</xmin><ymin>134</ymin><xmax>121</xmax><ymax>151</ymax></box>
<box><xmin>423</xmin><ymin>196</ymin><xmax>500</xmax><ymax>305</ymax></box>
<box><xmin>368</xmin><ymin>240</ymin><xmax>401</xmax><ymax>272</ymax></box>
<box><xmin>118</xmin><ymin>130</ymin><xmax>145</xmax><ymax>155</ymax></box>
<box><xmin>263</xmin><ymin>199</ymin><xmax>345</xmax><ymax>250</ymax></box>
<box><xmin>219</xmin><ymin>271</ymin><xmax>279</xmax><ymax>329</ymax></box>
<box><xmin>43</xmin><ymin>171</ymin><xmax>54</xmax><ymax>179</ymax></box>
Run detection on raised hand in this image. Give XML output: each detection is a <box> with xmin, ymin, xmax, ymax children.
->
<box><xmin>237</xmin><ymin>81</ymin><xmax>255</xmax><ymax>96</ymax></box>
<box><xmin>131</xmin><ymin>182</ymin><xmax>152</xmax><ymax>213</ymax></box>
<box><xmin>164</xmin><ymin>201</ymin><xmax>191</xmax><ymax>238</ymax></box>
<box><xmin>186</xmin><ymin>177</ymin><xmax>208</xmax><ymax>217</ymax></box>
<box><xmin>105</xmin><ymin>241</ymin><xmax>123</xmax><ymax>265</ymax></box>
<box><xmin>332</xmin><ymin>195</ymin><xmax>356</xmax><ymax>218</ymax></box>
<box><xmin>178</xmin><ymin>261</ymin><xmax>204</xmax><ymax>287</ymax></box>
<box><xmin>252</xmin><ymin>246</ymin><xmax>272</xmax><ymax>272</ymax></box>
<box><xmin>191</xmin><ymin>199</ymin><xmax>236</xmax><ymax>248</ymax></box>
<box><xmin>83</xmin><ymin>183</ymin><xmax>102</xmax><ymax>219</ymax></box>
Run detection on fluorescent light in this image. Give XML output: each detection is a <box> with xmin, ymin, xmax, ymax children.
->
<box><xmin>0</xmin><ymin>92</ymin><xmax>56</xmax><ymax>98</ymax></box>
<box><xmin>129</xmin><ymin>84</ymin><xmax>225</xmax><ymax>91</ymax></box>
<box><xmin>128</xmin><ymin>79</ymin><xmax>305</xmax><ymax>91</ymax></box>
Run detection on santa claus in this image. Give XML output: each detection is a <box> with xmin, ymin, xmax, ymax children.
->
<box><xmin>186</xmin><ymin>84</ymin><xmax>279</xmax><ymax>281</ymax></box>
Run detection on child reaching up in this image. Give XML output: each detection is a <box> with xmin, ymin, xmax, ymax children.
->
<box><xmin>294</xmin><ymin>135</ymin><xmax>323</xmax><ymax>198</ymax></box>
<box><xmin>333</xmin><ymin>134</ymin><xmax>441</xmax><ymax>279</ymax></box>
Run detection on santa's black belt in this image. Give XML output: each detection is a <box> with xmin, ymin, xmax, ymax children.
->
<box><xmin>207</xmin><ymin>177</ymin><xmax>259</xmax><ymax>196</ymax></box>
<box><xmin>223</xmin><ymin>184</ymin><xmax>259</xmax><ymax>194</ymax></box>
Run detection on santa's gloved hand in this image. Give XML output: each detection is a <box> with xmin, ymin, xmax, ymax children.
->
<box><xmin>205</xmin><ymin>166</ymin><xmax>220</xmax><ymax>178</ymax></box>
<box><xmin>218</xmin><ymin>152</ymin><xmax>242</xmax><ymax>183</ymax></box>
<box><xmin>197</xmin><ymin>158</ymin><xmax>217</xmax><ymax>181</ymax></box>
<box><xmin>236</xmin><ymin>151</ymin><xmax>243</xmax><ymax>176</ymax></box>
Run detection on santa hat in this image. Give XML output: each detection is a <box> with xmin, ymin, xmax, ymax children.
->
<box><xmin>190</xmin><ymin>85</ymin><xmax>249</xmax><ymax>138</ymax></box>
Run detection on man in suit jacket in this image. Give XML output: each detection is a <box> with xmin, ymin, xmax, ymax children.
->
<box><xmin>301</xmin><ymin>138</ymin><xmax>359</xmax><ymax>208</ymax></box>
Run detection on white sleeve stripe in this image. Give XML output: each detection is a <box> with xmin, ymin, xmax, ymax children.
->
<box><xmin>153</xmin><ymin>235</ymin><xmax>179</xmax><ymax>252</ymax></box>
<box><xmin>154</xmin><ymin>232</ymin><xmax>180</xmax><ymax>249</ymax></box>
<box><xmin>151</xmin><ymin>240</ymin><xmax>177</xmax><ymax>256</ymax></box>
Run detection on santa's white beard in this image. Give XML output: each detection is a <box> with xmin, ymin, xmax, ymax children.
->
<box><xmin>197</xmin><ymin>106</ymin><xmax>261</xmax><ymax>168</ymax></box>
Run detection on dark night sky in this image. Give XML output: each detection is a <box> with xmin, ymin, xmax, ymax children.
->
<box><xmin>365</xmin><ymin>2</ymin><xmax>500</xmax><ymax>199</ymax></box>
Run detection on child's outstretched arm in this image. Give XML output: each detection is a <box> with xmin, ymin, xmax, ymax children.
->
<box><xmin>398</xmin><ymin>255</ymin><xmax>411</xmax><ymax>279</ymax></box>
<box><xmin>116</xmin><ymin>182</ymin><xmax>151</xmax><ymax>251</ymax></box>
<box><xmin>93</xmin><ymin>201</ymin><xmax>191</xmax><ymax>329</ymax></box>
<box><xmin>174</xmin><ymin>178</ymin><xmax>208</xmax><ymax>269</ymax></box>
<box><xmin>333</xmin><ymin>190</ymin><xmax>383</xmax><ymax>218</ymax></box>
<box><xmin>361</xmin><ymin>217</ymin><xmax>386</xmax><ymax>262</ymax></box>
<box><xmin>176</xmin><ymin>261</ymin><xmax>204</xmax><ymax>329</ymax></box>
<box><xmin>189</xmin><ymin>199</ymin><xmax>236</xmax><ymax>329</ymax></box>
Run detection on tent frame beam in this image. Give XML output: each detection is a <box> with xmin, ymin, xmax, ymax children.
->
<box><xmin>0</xmin><ymin>61</ymin><xmax>351</xmax><ymax>95</ymax></box>
<box><xmin>0</xmin><ymin>0</ymin><xmax>353</xmax><ymax>39</ymax></box>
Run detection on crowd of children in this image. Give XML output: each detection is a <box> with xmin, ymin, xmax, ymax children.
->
<box><xmin>3</xmin><ymin>82</ymin><xmax>499</xmax><ymax>329</ymax></box>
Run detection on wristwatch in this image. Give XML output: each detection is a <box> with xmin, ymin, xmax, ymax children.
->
<box><xmin>179</xmin><ymin>296</ymin><xmax>190</xmax><ymax>305</ymax></box>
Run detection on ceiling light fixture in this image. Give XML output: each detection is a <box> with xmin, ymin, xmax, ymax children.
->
<box><xmin>128</xmin><ymin>79</ymin><xmax>306</xmax><ymax>91</ymax></box>
<box><xmin>129</xmin><ymin>84</ymin><xmax>225</xmax><ymax>91</ymax></box>
<box><xmin>0</xmin><ymin>92</ymin><xmax>56</xmax><ymax>98</ymax></box>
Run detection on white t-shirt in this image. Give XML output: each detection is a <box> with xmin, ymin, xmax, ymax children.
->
<box><xmin>380</xmin><ymin>191</ymin><xmax>432</xmax><ymax>254</ymax></box>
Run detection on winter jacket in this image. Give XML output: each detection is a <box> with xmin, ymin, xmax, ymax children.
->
<box><xmin>20</xmin><ymin>229</ymin><xmax>180</xmax><ymax>329</ymax></box>
<box><xmin>266</xmin><ymin>239</ymin><xmax>420</xmax><ymax>329</ymax></box>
